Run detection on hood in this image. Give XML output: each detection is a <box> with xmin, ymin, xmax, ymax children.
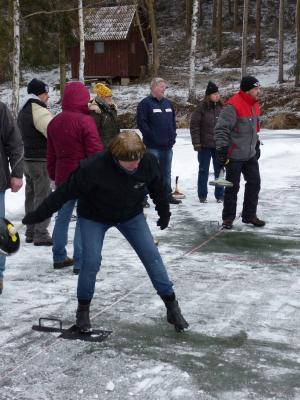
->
<box><xmin>19</xmin><ymin>93</ymin><xmax>41</xmax><ymax>110</ymax></box>
<box><xmin>62</xmin><ymin>81</ymin><xmax>90</xmax><ymax>114</ymax></box>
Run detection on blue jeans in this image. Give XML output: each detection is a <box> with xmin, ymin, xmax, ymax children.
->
<box><xmin>77</xmin><ymin>213</ymin><xmax>174</xmax><ymax>300</ymax></box>
<box><xmin>0</xmin><ymin>191</ymin><xmax>5</xmax><ymax>279</ymax></box>
<box><xmin>147</xmin><ymin>148</ymin><xmax>173</xmax><ymax>197</ymax></box>
<box><xmin>52</xmin><ymin>199</ymin><xmax>82</xmax><ymax>269</ymax></box>
<box><xmin>197</xmin><ymin>148</ymin><xmax>224</xmax><ymax>200</ymax></box>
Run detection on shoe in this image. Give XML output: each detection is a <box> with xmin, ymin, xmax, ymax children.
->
<box><xmin>25</xmin><ymin>237</ymin><xmax>33</xmax><ymax>243</ymax></box>
<box><xmin>161</xmin><ymin>295</ymin><xmax>189</xmax><ymax>332</ymax></box>
<box><xmin>199</xmin><ymin>198</ymin><xmax>207</xmax><ymax>203</ymax></box>
<box><xmin>53</xmin><ymin>256</ymin><xmax>73</xmax><ymax>269</ymax></box>
<box><xmin>242</xmin><ymin>216</ymin><xmax>265</xmax><ymax>227</ymax></box>
<box><xmin>73</xmin><ymin>267</ymin><xmax>80</xmax><ymax>275</ymax></box>
<box><xmin>0</xmin><ymin>279</ymin><xmax>3</xmax><ymax>295</ymax></box>
<box><xmin>169</xmin><ymin>196</ymin><xmax>182</xmax><ymax>205</ymax></box>
<box><xmin>76</xmin><ymin>303</ymin><xmax>92</xmax><ymax>333</ymax></box>
<box><xmin>222</xmin><ymin>219</ymin><xmax>233</xmax><ymax>229</ymax></box>
<box><xmin>216</xmin><ymin>198</ymin><xmax>224</xmax><ymax>203</ymax></box>
<box><xmin>34</xmin><ymin>238</ymin><xmax>53</xmax><ymax>246</ymax></box>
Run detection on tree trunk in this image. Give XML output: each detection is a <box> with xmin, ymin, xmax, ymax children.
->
<box><xmin>228</xmin><ymin>0</ymin><xmax>232</xmax><ymax>16</ymax></box>
<box><xmin>233</xmin><ymin>0</ymin><xmax>239</xmax><ymax>32</ymax></box>
<box><xmin>216</xmin><ymin>0</ymin><xmax>223</xmax><ymax>57</ymax></box>
<box><xmin>278</xmin><ymin>0</ymin><xmax>284</xmax><ymax>83</ymax></box>
<box><xmin>296</xmin><ymin>0</ymin><xmax>300</xmax><ymax>86</ymax></box>
<box><xmin>59</xmin><ymin>28</ymin><xmax>66</xmax><ymax>99</ymax></box>
<box><xmin>255</xmin><ymin>0</ymin><xmax>262</xmax><ymax>59</ymax></box>
<box><xmin>146</xmin><ymin>0</ymin><xmax>159</xmax><ymax>76</ymax></box>
<box><xmin>212</xmin><ymin>0</ymin><xmax>217</xmax><ymax>34</ymax></box>
<box><xmin>241</xmin><ymin>0</ymin><xmax>249</xmax><ymax>77</ymax></box>
<box><xmin>78</xmin><ymin>0</ymin><xmax>85</xmax><ymax>82</ymax></box>
<box><xmin>11</xmin><ymin>0</ymin><xmax>20</xmax><ymax>118</ymax></box>
<box><xmin>188</xmin><ymin>0</ymin><xmax>199</xmax><ymax>103</ymax></box>
<box><xmin>135</xmin><ymin>2</ymin><xmax>150</xmax><ymax>59</ymax></box>
<box><xmin>186</xmin><ymin>0</ymin><xmax>193</xmax><ymax>40</ymax></box>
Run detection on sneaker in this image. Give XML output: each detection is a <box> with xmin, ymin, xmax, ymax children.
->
<box><xmin>0</xmin><ymin>279</ymin><xmax>3</xmax><ymax>295</ymax></box>
<box><xmin>53</xmin><ymin>256</ymin><xmax>73</xmax><ymax>269</ymax></box>
<box><xmin>199</xmin><ymin>198</ymin><xmax>207</xmax><ymax>203</ymax></box>
<box><xmin>169</xmin><ymin>196</ymin><xmax>182</xmax><ymax>205</ymax></box>
<box><xmin>222</xmin><ymin>219</ymin><xmax>233</xmax><ymax>229</ymax></box>
<box><xmin>242</xmin><ymin>216</ymin><xmax>265</xmax><ymax>227</ymax></box>
<box><xmin>76</xmin><ymin>303</ymin><xmax>92</xmax><ymax>333</ymax></box>
<box><xmin>34</xmin><ymin>238</ymin><xmax>53</xmax><ymax>246</ymax></box>
<box><xmin>73</xmin><ymin>267</ymin><xmax>80</xmax><ymax>275</ymax></box>
<box><xmin>216</xmin><ymin>198</ymin><xmax>224</xmax><ymax>203</ymax></box>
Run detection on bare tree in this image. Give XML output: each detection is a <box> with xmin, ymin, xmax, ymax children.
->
<box><xmin>233</xmin><ymin>0</ymin><xmax>239</xmax><ymax>32</ymax></box>
<box><xmin>241</xmin><ymin>0</ymin><xmax>249</xmax><ymax>77</ymax></box>
<box><xmin>186</xmin><ymin>0</ymin><xmax>193</xmax><ymax>40</ymax></box>
<box><xmin>255</xmin><ymin>0</ymin><xmax>262</xmax><ymax>59</ymax></box>
<box><xmin>296</xmin><ymin>0</ymin><xmax>300</xmax><ymax>86</ymax></box>
<box><xmin>188</xmin><ymin>0</ymin><xmax>199</xmax><ymax>103</ymax></box>
<box><xmin>78</xmin><ymin>0</ymin><xmax>85</xmax><ymax>82</ymax></box>
<box><xmin>59</xmin><ymin>27</ymin><xmax>66</xmax><ymax>97</ymax></box>
<box><xmin>145</xmin><ymin>0</ymin><xmax>159</xmax><ymax>75</ymax></box>
<box><xmin>212</xmin><ymin>0</ymin><xmax>217</xmax><ymax>33</ymax></box>
<box><xmin>216</xmin><ymin>0</ymin><xmax>223</xmax><ymax>57</ymax></box>
<box><xmin>278</xmin><ymin>0</ymin><xmax>284</xmax><ymax>83</ymax></box>
<box><xmin>11</xmin><ymin>0</ymin><xmax>20</xmax><ymax>118</ymax></box>
<box><xmin>135</xmin><ymin>1</ymin><xmax>150</xmax><ymax>59</ymax></box>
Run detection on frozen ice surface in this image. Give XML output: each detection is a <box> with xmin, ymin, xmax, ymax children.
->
<box><xmin>1</xmin><ymin>129</ymin><xmax>300</xmax><ymax>399</ymax></box>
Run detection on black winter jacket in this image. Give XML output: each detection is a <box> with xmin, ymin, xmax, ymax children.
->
<box><xmin>30</xmin><ymin>151</ymin><xmax>170</xmax><ymax>225</ymax></box>
<box><xmin>190</xmin><ymin>100</ymin><xmax>223</xmax><ymax>149</ymax></box>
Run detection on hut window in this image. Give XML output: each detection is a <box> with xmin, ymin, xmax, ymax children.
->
<box><xmin>131</xmin><ymin>42</ymin><xmax>135</xmax><ymax>54</ymax></box>
<box><xmin>95</xmin><ymin>42</ymin><xmax>104</xmax><ymax>54</ymax></box>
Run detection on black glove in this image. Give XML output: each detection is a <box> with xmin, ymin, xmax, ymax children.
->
<box><xmin>255</xmin><ymin>140</ymin><xmax>261</xmax><ymax>160</ymax></box>
<box><xmin>157</xmin><ymin>214</ymin><xmax>171</xmax><ymax>230</ymax></box>
<box><xmin>22</xmin><ymin>211</ymin><xmax>45</xmax><ymax>225</ymax></box>
<box><xmin>216</xmin><ymin>147</ymin><xmax>229</xmax><ymax>166</ymax></box>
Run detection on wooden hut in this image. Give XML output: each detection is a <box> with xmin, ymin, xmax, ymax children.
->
<box><xmin>70</xmin><ymin>5</ymin><xmax>150</xmax><ymax>82</ymax></box>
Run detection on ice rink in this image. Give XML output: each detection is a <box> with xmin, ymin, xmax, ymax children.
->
<box><xmin>1</xmin><ymin>129</ymin><xmax>300</xmax><ymax>400</ymax></box>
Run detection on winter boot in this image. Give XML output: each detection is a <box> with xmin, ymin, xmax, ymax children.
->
<box><xmin>242</xmin><ymin>216</ymin><xmax>265</xmax><ymax>227</ymax></box>
<box><xmin>76</xmin><ymin>302</ymin><xmax>92</xmax><ymax>333</ymax></box>
<box><xmin>0</xmin><ymin>279</ymin><xmax>3</xmax><ymax>295</ymax></box>
<box><xmin>161</xmin><ymin>294</ymin><xmax>189</xmax><ymax>332</ymax></box>
<box><xmin>222</xmin><ymin>219</ymin><xmax>233</xmax><ymax>229</ymax></box>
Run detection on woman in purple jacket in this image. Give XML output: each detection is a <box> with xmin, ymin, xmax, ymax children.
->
<box><xmin>47</xmin><ymin>82</ymin><xmax>103</xmax><ymax>273</ymax></box>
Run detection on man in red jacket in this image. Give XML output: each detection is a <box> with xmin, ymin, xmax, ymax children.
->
<box><xmin>47</xmin><ymin>81</ymin><xmax>103</xmax><ymax>273</ymax></box>
<box><xmin>215</xmin><ymin>76</ymin><xmax>265</xmax><ymax>230</ymax></box>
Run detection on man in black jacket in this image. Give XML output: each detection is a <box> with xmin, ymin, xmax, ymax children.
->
<box><xmin>0</xmin><ymin>101</ymin><xmax>23</xmax><ymax>294</ymax></box>
<box><xmin>18</xmin><ymin>78</ymin><xmax>53</xmax><ymax>246</ymax></box>
<box><xmin>22</xmin><ymin>131</ymin><xmax>188</xmax><ymax>333</ymax></box>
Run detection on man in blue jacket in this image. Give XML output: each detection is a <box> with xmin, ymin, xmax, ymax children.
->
<box><xmin>137</xmin><ymin>78</ymin><xmax>181</xmax><ymax>205</ymax></box>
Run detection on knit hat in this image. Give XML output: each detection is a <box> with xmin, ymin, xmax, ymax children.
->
<box><xmin>27</xmin><ymin>78</ymin><xmax>49</xmax><ymax>96</ymax></box>
<box><xmin>94</xmin><ymin>83</ymin><xmax>112</xmax><ymax>98</ymax></box>
<box><xmin>205</xmin><ymin>81</ymin><xmax>219</xmax><ymax>95</ymax></box>
<box><xmin>109</xmin><ymin>131</ymin><xmax>145</xmax><ymax>161</ymax></box>
<box><xmin>240</xmin><ymin>76</ymin><xmax>260</xmax><ymax>92</ymax></box>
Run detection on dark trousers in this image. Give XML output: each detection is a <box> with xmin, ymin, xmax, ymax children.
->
<box><xmin>197</xmin><ymin>148</ymin><xmax>224</xmax><ymax>200</ymax></box>
<box><xmin>223</xmin><ymin>157</ymin><xmax>261</xmax><ymax>221</ymax></box>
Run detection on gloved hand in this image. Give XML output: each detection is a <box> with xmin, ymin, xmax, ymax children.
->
<box><xmin>157</xmin><ymin>214</ymin><xmax>171</xmax><ymax>230</ymax></box>
<box><xmin>22</xmin><ymin>211</ymin><xmax>44</xmax><ymax>225</ymax></box>
<box><xmin>216</xmin><ymin>147</ymin><xmax>229</xmax><ymax>166</ymax></box>
<box><xmin>193</xmin><ymin>144</ymin><xmax>202</xmax><ymax>152</ymax></box>
<box><xmin>255</xmin><ymin>140</ymin><xmax>261</xmax><ymax>160</ymax></box>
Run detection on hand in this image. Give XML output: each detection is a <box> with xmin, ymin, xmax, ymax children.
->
<box><xmin>255</xmin><ymin>140</ymin><xmax>261</xmax><ymax>160</ymax></box>
<box><xmin>193</xmin><ymin>144</ymin><xmax>202</xmax><ymax>152</ymax></box>
<box><xmin>157</xmin><ymin>214</ymin><xmax>170</xmax><ymax>230</ymax></box>
<box><xmin>10</xmin><ymin>177</ymin><xmax>23</xmax><ymax>192</ymax></box>
<box><xmin>22</xmin><ymin>212</ymin><xmax>43</xmax><ymax>225</ymax></box>
<box><xmin>216</xmin><ymin>147</ymin><xmax>229</xmax><ymax>166</ymax></box>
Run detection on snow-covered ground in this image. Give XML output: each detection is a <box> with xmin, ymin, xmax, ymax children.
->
<box><xmin>1</xmin><ymin>129</ymin><xmax>300</xmax><ymax>400</ymax></box>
